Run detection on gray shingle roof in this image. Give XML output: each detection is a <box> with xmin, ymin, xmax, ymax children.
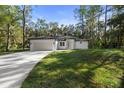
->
<box><xmin>29</xmin><ymin>36</ymin><xmax>89</xmax><ymax>41</ymax></box>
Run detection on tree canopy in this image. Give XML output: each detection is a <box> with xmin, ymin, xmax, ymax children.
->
<box><xmin>0</xmin><ymin>5</ymin><xmax>124</xmax><ymax>52</ymax></box>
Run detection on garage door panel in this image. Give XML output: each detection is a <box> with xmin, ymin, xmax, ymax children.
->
<box><xmin>30</xmin><ymin>39</ymin><xmax>55</xmax><ymax>51</ymax></box>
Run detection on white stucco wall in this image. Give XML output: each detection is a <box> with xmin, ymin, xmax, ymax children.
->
<box><xmin>30</xmin><ymin>39</ymin><xmax>56</xmax><ymax>51</ymax></box>
<box><xmin>30</xmin><ymin>39</ymin><xmax>88</xmax><ymax>51</ymax></box>
<box><xmin>74</xmin><ymin>41</ymin><xmax>88</xmax><ymax>49</ymax></box>
<box><xmin>54</xmin><ymin>40</ymin><xmax>58</xmax><ymax>50</ymax></box>
<box><xmin>68</xmin><ymin>39</ymin><xmax>75</xmax><ymax>49</ymax></box>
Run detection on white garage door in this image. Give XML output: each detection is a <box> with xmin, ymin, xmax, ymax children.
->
<box><xmin>30</xmin><ymin>39</ymin><xmax>56</xmax><ymax>51</ymax></box>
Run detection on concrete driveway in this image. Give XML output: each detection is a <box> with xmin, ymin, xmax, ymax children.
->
<box><xmin>0</xmin><ymin>51</ymin><xmax>52</xmax><ymax>88</ymax></box>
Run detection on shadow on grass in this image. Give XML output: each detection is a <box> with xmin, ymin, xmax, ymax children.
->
<box><xmin>22</xmin><ymin>49</ymin><xmax>124</xmax><ymax>88</ymax></box>
<box><xmin>120</xmin><ymin>73</ymin><xmax>124</xmax><ymax>88</ymax></box>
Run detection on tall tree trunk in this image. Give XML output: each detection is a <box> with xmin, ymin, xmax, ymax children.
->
<box><xmin>81</xmin><ymin>13</ymin><xmax>84</xmax><ymax>36</ymax></box>
<box><xmin>6</xmin><ymin>24</ymin><xmax>10</xmax><ymax>52</ymax></box>
<box><xmin>120</xmin><ymin>24</ymin><xmax>123</xmax><ymax>48</ymax></box>
<box><xmin>97</xmin><ymin>14</ymin><xmax>100</xmax><ymax>32</ymax></box>
<box><xmin>80</xmin><ymin>6</ymin><xmax>84</xmax><ymax>37</ymax></box>
<box><xmin>117</xmin><ymin>23</ymin><xmax>122</xmax><ymax>48</ymax></box>
<box><xmin>35</xmin><ymin>29</ymin><xmax>38</xmax><ymax>37</ymax></box>
<box><xmin>104</xmin><ymin>5</ymin><xmax>108</xmax><ymax>48</ymax></box>
<box><xmin>117</xmin><ymin>29</ymin><xmax>120</xmax><ymax>48</ymax></box>
<box><xmin>22</xmin><ymin>5</ymin><xmax>26</xmax><ymax>50</ymax></box>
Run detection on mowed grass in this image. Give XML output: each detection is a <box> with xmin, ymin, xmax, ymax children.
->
<box><xmin>21</xmin><ymin>49</ymin><xmax>124</xmax><ymax>88</ymax></box>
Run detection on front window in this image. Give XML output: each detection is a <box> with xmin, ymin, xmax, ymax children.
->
<box><xmin>60</xmin><ymin>42</ymin><xmax>65</xmax><ymax>46</ymax></box>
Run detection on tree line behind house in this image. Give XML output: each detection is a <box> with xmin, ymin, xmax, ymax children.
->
<box><xmin>0</xmin><ymin>5</ymin><xmax>124</xmax><ymax>52</ymax></box>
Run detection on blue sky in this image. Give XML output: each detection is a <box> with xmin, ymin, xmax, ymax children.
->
<box><xmin>31</xmin><ymin>5</ymin><xmax>79</xmax><ymax>25</ymax></box>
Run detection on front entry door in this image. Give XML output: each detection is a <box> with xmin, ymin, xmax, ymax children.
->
<box><xmin>58</xmin><ymin>41</ymin><xmax>67</xmax><ymax>50</ymax></box>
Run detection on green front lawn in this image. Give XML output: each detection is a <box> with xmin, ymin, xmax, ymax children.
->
<box><xmin>21</xmin><ymin>49</ymin><xmax>124</xmax><ymax>88</ymax></box>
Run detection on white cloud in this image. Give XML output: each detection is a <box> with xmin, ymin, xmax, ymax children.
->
<box><xmin>58</xmin><ymin>19</ymin><xmax>78</xmax><ymax>25</ymax></box>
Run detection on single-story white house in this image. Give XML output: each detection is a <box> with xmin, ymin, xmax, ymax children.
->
<box><xmin>29</xmin><ymin>36</ymin><xmax>89</xmax><ymax>51</ymax></box>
